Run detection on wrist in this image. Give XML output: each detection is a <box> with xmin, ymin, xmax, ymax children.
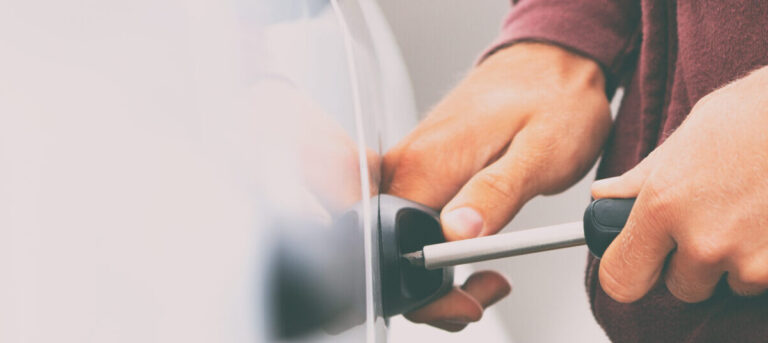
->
<box><xmin>477</xmin><ymin>41</ymin><xmax>607</xmax><ymax>96</ymax></box>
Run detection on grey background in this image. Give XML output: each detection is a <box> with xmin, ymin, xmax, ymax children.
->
<box><xmin>376</xmin><ymin>1</ymin><xmax>614</xmax><ymax>342</ymax></box>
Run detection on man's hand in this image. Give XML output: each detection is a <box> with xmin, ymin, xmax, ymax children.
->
<box><xmin>592</xmin><ymin>66</ymin><xmax>768</xmax><ymax>303</ymax></box>
<box><xmin>382</xmin><ymin>42</ymin><xmax>612</xmax><ymax>331</ymax></box>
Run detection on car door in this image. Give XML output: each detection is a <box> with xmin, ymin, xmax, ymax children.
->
<box><xmin>0</xmin><ymin>0</ymin><xmax>415</xmax><ymax>342</ymax></box>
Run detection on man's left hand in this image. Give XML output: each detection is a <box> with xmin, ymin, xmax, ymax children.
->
<box><xmin>592</xmin><ymin>66</ymin><xmax>768</xmax><ymax>303</ymax></box>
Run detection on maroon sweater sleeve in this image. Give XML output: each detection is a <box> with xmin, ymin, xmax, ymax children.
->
<box><xmin>483</xmin><ymin>0</ymin><xmax>641</xmax><ymax>94</ymax></box>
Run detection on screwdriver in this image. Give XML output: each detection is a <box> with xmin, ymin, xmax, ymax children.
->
<box><xmin>402</xmin><ymin>198</ymin><xmax>635</xmax><ymax>270</ymax></box>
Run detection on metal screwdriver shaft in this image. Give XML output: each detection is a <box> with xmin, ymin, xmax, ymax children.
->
<box><xmin>403</xmin><ymin>221</ymin><xmax>585</xmax><ymax>270</ymax></box>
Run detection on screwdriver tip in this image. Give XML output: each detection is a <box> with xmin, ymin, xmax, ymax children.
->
<box><xmin>401</xmin><ymin>251</ymin><xmax>425</xmax><ymax>267</ymax></box>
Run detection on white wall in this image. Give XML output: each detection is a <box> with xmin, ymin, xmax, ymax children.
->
<box><xmin>376</xmin><ymin>1</ymin><xmax>612</xmax><ymax>342</ymax></box>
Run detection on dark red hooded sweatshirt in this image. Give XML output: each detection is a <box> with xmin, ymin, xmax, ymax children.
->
<box><xmin>485</xmin><ymin>1</ymin><xmax>768</xmax><ymax>341</ymax></box>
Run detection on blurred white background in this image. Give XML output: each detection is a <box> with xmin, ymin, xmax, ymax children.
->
<box><xmin>375</xmin><ymin>1</ymin><xmax>613</xmax><ymax>342</ymax></box>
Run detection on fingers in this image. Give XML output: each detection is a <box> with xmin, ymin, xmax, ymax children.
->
<box><xmin>461</xmin><ymin>271</ymin><xmax>512</xmax><ymax>307</ymax></box>
<box><xmin>726</xmin><ymin>255</ymin><xmax>768</xmax><ymax>296</ymax></box>
<box><xmin>728</xmin><ymin>275</ymin><xmax>768</xmax><ymax>297</ymax></box>
<box><xmin>592</xmin><ymin>146</ymin><xmax>679</xmax><ymax>302</ymax></box>
<box><xmin>440</xmin><ymin>128</ymin><xmax>549</xmax><ymax>241</ymax></box>
<box><xmin>405</xmin><ymin>271</ymin><xmax>511</xmax><ymax>332</ymax></box>
<box><xmin>382</xmin><ymin>106</ymin><xmax>519</xmax><ymax>211</ymax></box>
<box><xmin>382</xmin><ymin>132</ymin><xmax>510</xmax><ymax>211</ymax></box>
<box><xmin>591</xmin><ymin>148</ymin><xmax>662</xmax><ymax>199</ymax></box>
<box><xmin>663</xmin><ymin>246</ymin><xmax>723</xmax><ymax>302</ymax></box>
<box><xmin>665</xmin><ymin>247</ymin><xmax>768</xmax><ymax>301</ymax></box>
<box><xmin>598</xmin><ymin>187</ymin><xmax>677</xmax><ymax>303</ymax></box>
<box><xmin>404</xmin><ymin>288</ymin><xmax>483</xmax><ymax>332</ymax></box>
<box><xmin>439</xmin><ymin>157</ymin><xmax>528</xmax><ymax>241</ymax></box>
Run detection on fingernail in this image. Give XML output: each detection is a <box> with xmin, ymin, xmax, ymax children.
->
<box><xmin>442</xmin><ymin>207</ymin><xmax>483</xmax><ymax>239</ymax></box>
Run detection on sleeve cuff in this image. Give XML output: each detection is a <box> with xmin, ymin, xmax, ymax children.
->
<box><xmin>480</xmin><ymin>1</ymin><xmax>641</xmax><ymax>95</ymax></box>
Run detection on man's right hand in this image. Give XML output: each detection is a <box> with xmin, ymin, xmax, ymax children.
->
<box><xmin>382</xmin><ymin>42</ymin><xmax>612</xmax><ymax>331</ymax></box>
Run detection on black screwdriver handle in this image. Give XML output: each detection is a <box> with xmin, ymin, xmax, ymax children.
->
<box><xmin>583</xmin><ymin>198</ymin><xmax>636</xmax><ymax>258</ymax></box>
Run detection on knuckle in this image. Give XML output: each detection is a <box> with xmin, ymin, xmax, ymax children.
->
<box><xmin>389</xmin><ymin>143</ymin><xmax>428</xmax><ymax>171</ymax></box>
<box><xmin>665</xmin><ymin>281</ymin><xmax>697</xmax><ymax>303</ymax></box>
<box><xmin>381</xmin><ymin>153</ymin><xmax>400</xmax><ymax>183</ymax></box>
<box><xmin>728</xmin><ymin>279</ymin><xmax>767</xmax><ymax>297</ymax></box>
<box><xmin>684</xmin><ymin>239</ymin><xmax>727</xmax><ymax>266</ymax></box>
<box><xmin>382</xmin><ymin>144</ymin><xmax>430</xmax><ymax>191</ymax></box>
<box><xmin>734</xmin><ymin>262</ymin><xmax>768</xmax><ymax>287</ymax></box>
<box><xmin>664</xmin><ymin>273</ymin><xmax>707</xmax><ymax>303</ymax></box>
<box><xmin>474</xmin><ymin>171</ymin><xmax>519</xmax><ymax>202</ymax></box>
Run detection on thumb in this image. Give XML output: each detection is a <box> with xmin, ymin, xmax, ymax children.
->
<box><xmin>591</xmin><ymin>148</ymin><xmax>663</xmax><ymax>199</ymax></box>
<box><xmin>439</xmin><ymin>129</ymin><xmax>542</xmax><ymax>242</ymax></box>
